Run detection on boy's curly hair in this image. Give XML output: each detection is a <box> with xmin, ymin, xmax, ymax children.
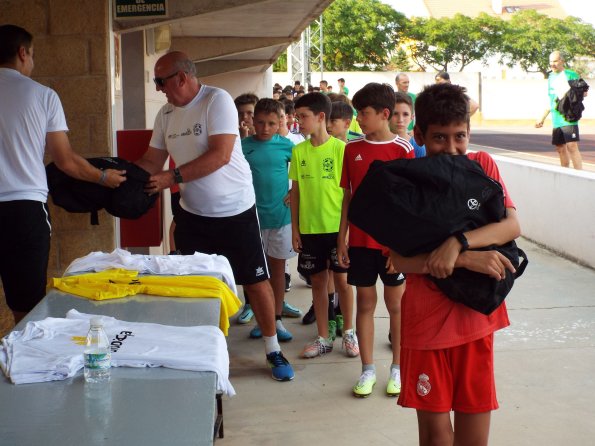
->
<box><xmin>415</xmin><ymin>83</ymin><xmax>470</xmax><ymax>134</ymax></box>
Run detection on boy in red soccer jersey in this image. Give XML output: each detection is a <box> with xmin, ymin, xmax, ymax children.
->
<box><xmin>389</xmin><ymin>83</ymin><xmax>521</xmax><ymax>446</ymax></box>
<box><xmin>337</xmin><ymin>83</ymin><xmax>415</xmax><ymax>397</ymax></box>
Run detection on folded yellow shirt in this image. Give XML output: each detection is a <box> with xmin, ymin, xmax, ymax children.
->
<box><xmin>52</xmin><ymin>269</ymin><xmax>241</xmax><ymax>335</ymax></box>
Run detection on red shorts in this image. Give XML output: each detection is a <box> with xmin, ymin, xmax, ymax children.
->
<box><xmin>398</xmin><ymin>334</ymin><xmax>498</xmax><ymax>413</ymax></box>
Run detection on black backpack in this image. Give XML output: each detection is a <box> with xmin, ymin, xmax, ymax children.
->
<box><xmin>46</xmin><ymin>157</ymin><xmax>157</xmax><ymax>225</ymax></box>
<box><xmin>556</xmin><ymin>78</ymin><xmax>590</xmax><ymax>123</ymax></box>
<box><xmin>348</xmin><ymin>154</ymin><xmax>528</xmax><ymax>315</ymax></box>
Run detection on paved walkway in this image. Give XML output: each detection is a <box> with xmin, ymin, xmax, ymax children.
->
<box><xmin>470</xmin><ymin>124</ymin><xmax>595</xmax><ymax>172</ymax></box>
<box><xmin>220</xmin><ymin>238</ymin><xmax>595</xmax><ymax>445</ymax></box>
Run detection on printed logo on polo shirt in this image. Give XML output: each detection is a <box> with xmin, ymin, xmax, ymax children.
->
<box><xmin>194</xmin><ymin>123</ymin><xmax>202</xmax><ymax>135</ymax></box>
<box><xmin>255</xmin><ymin>266</ymin><xmax>265</xmax><ymax>276</ymax></box>
<box><xmin>417</xmin><ymin>373</ymin><xmax>431</xmax><ymax>396</ymax></box>
<box><xmin>354</xmin><ymin>154</ymin><xmax>363</xmax><ymax>161</ymax></box>
<box><xmin>467</xmin><ymin>198</ymin><xmax>480</xmax><ymax>211</ymax></box>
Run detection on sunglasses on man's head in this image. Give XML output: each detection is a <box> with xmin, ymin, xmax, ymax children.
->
<box><xmin>153</xmin><ymin>71</ymin><xmax>179</xmax><ymax>87</ymax></box>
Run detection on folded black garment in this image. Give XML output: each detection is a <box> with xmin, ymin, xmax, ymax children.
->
<box><xmin>46</xmin><ymin>157</ymin><xmax>157</xmax><ymax>225</ymax></box>
<box><xmin>348</xmin><ymin>154</ymin><xmax>528</xmax><ymax>314</ymax></box>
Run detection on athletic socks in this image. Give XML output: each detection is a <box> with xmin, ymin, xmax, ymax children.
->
<box><xmin>275</xmin><ymin>319</ymin><xmax>288</xmax><ymax>333</ymax></box>
<box><xmin>363</xmin><ymin>363</ymin><xmax>376</xmax><ymax>374</ymax></box>
<box><xmin>264</xmin><ymin>334</ymin><xmax>281</xmax><ymax>355</ymax></box>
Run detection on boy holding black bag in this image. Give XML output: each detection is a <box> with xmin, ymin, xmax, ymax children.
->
<box><xmin>351</xmin><ymin>83</ymin><xmax>522</xmax><ymax>446</ymax></box>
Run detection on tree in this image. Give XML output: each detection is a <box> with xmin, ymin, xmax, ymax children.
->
<box><xmin>322</xmin><ymin>0</ymin><xmax>407</xmax><ymax>71</ymax></box>
<box><xmin>403</xmin><ymin>13</ymin><xmax>503</xmax><ymax>72</ymax></box>
<box><xmin>384</xmin><ymin>48</ymin><xmax>412</xmax><ymax>72</ymax></box>
<box><xmin>273</xmin><ymin>51</ymin><xmax>287</xmax><ymax>72</ymax></box>
<box><xmin>499</xmin><ymin>10</ymin><xmax>595</xmax><ymax>78</ymax></box>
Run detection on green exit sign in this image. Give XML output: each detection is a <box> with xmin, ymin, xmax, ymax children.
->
<box><xmin>114</xmin><ymin>0</ymin><xmax>168</xmax><ymax>19</ymax></box>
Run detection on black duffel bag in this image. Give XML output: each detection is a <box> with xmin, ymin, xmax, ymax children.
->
<box><xmin>430</xmin><ymin>241</ymin><xmax>528</xmax><ymax>315</ymax></box>
<box><xmin>348</xmin><ymin>154</ymin><xmax>528</xmax><ymax>315</ymax></box>
<box><xmin>46</xmin><ymin>157</ymin><xmax>157</xmax><ymax>225</ymax></box>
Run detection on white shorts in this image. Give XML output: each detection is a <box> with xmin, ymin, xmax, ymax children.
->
<box><xmin>261</xmin><ymin>224</ymin><xmax>296</xmax><ymax>260</ymax></box>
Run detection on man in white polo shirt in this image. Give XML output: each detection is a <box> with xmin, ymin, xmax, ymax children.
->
<box><xmin>0</xmin><ymin>25</ymin><xmax>125</xmax><ymax>324</ymax></box>
<box><xmin>135</xmin><ymin>51</ymin><xmax>294</xmax><ymax>382</ymax></box>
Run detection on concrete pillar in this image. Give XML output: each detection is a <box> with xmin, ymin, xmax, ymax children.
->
<box><xmin>121</xmin><ymin>31</ymin><xmax>147</xmax><ymax>129</ymax></box>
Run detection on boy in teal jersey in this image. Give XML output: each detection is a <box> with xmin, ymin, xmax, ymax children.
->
<box><xmin>242</xmin><ymin>99</ymin><xmax>297</xmax><ymax>342</ymax></box>
<box><xmin>289</xmin><ymin>93</ymin><xmax>358</xmax><ymax>359</ymax></box>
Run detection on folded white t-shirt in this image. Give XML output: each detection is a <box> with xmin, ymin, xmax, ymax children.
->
<box><xmin>0</xmin><ymin>310</ymin><xmax>234</xmax><ymax>395</ymax></box>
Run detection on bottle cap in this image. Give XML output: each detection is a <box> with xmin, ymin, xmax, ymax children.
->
<box><xmin>90</xmin><ymin>317</ymin><xmax>104</xmax><ymax>327</ymax></box>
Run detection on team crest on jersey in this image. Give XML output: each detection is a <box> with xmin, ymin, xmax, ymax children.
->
<box><xmin>417</xmin><ymin>373</ymin><xmax>431</xmax><ymax>396</ymax></box>
<box><xmin>322</xmin><ymin>157</ymin><xmax>335</xmax><ymax>179</ymax></box>
<box><xmin>301</xmin><ymin>159</ymin><xmax>307</xmax><ymax>167</ymax></box>
<box><xmin>193</xmin><ymin>123</ymin><xmax>202</xmax><ymax>135</ymax></box>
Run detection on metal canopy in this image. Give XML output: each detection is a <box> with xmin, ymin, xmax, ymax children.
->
<box><xmin>114</xmin><ymin>0</ymin><xmax>333</xmax><ymax>76</ymax></box>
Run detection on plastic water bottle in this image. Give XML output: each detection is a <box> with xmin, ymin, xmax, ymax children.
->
<box><xmin>84</xmin><ymin>317</ymin><xmax>111</xmax><ymax>383</ymax></box>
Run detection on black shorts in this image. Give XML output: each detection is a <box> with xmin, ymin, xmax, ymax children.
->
<box><xmin>0</xmin><ymin>201</ymin><xmax>51</xmax><ymax>312</ymax></box>
<box><xmin>297</xmin><ymin>233</ymin><xmax>348</xmax><ymax>276</ymax></box>
<box><xmin>552</xmin><ymin>125</ymin><xmax>580</xmax><ymax>145</ymax></box>
<box><xmin>174</xmin><ymin>205</ymin><xmax>269</xmax><ymax>285</ymax></box>
<box><xmin>170</xmin><ymin>191</ymin><xmax>182</xmax><ymax>221</ymax></box>
<box><xmin>347</xmin><ymin>247</ymin><xmax>405</xmax><ymax>287</ymax></box>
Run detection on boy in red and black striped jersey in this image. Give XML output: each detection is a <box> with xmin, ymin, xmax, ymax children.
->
<box><xmin>389</xmin><ymin>83</ymin><xmax>521</xmax><ymax>445</ymax></box>
<box><xmin>337</xmin><ymin>83</ymin><xmax>415</xmax><ymax>398</ymax></box>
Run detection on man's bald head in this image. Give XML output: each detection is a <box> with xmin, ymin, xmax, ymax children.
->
<box><xmin>156</xmin><ymin>51</ymin><xmax>197</xmax><ymax>77</ymax></box>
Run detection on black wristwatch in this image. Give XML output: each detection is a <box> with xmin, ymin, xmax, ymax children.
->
<box><xmin>173</xmin><ymin>168</ymin><xmax>183</xmax><ymax>184</ymax></box>
<box><xmin>454</xmin><ymin>232</ymin><xmax>469</xmax><ymax>252</ymax></box>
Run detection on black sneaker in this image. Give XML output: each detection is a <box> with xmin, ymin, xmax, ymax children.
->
<box><xmin>302</xmin><ymin>302</ymin><xmax>316</xmax><ymax>325</ymax></box>
<box><xmin>285</xmin><ymin>273</ymin><xmax>292</xmax><ymax>292</ymax></box>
